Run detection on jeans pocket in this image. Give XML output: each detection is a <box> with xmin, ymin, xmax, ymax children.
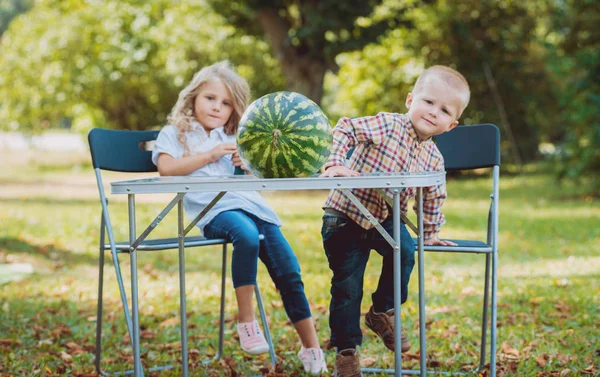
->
<box><xmin>321</xmin><ymin>215</ymin><xmax>349</xmax><ymax>242</ymax></box>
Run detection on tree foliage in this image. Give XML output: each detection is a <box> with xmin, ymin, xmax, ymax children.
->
<box><xmin>0</xmin><ymin>0</ymin><xmax>597</xmax><ymax>184</ymax></box>
<box><xmin>325</xmin><ymin>0</ymin><xmax>560</xmax><ymax>164</ymax></box>
<box><xmin>0</xmin><ymin>0</ymin><xmax>32</xmax><ymax>36</ymax></box>
<box><xmin>208</xmin><ymin>0</ymin><xmax>424</xmax><ymax>103</ymax></box>
<box><xmin>549</xmin><ymin>0</ymin><xmax>600</xmax><ymax>189</ymax></box>
<box><xmin>0</xmin><ymin>0</ymin><xmax>283</xmax><ymax>132</ymax></box>
<box><xmin>323</xmin><ymin>27</ymin><xmax>418</xmax><ymax>119</ymax></box>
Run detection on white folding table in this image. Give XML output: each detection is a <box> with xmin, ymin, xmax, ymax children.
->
<box><xmin>110</xmin><ymin>171</ymin><xmax>445</xmax><ymax>377</ymax></box>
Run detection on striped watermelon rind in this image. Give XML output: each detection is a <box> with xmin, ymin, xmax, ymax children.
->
<box><xmin>237</xmin><ymin>91</ymin><xmax>332</xmax><ymax>178</ymax></box>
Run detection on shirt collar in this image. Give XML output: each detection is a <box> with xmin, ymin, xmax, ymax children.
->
<box><xmin>403</xmin><ymin>113</ymin><xmax>429</xmax><ymax>143</ymax></box>
<box><xmin>190</xmin><ymin>121</ymin><xmax>225</xmax><ymax>138</ymax></box>
<box><xmin>190</xmin><ymin>120</ymin><xmax>206</xmax><ymax>133</ymax></box>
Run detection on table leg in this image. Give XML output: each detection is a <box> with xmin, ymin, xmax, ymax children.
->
<box><xmin>128</xmin><ymin>194</ymin><xmax>144</xmax><ymax>376</ymax></box>
<box><xmin>392</xmin><ymin>190</ymin><xmax>403</xmax><ymax>377</ymax></box>
<box><xmin>178</xmin><ymin>199</ymin><xmax>189</xmax><ymax>376</ymax></box>
<box><xmin>417</xmin><ymin>188</ymin><xmax>426</xmax><ymax>376</ymax></box>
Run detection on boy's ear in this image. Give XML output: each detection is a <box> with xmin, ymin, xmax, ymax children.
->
<box><xmin>448</xmin><ymin>120</ymin><xmax>459</xmax><ymax>131</ymax></box>
<box><xmin>405</xmin><ymin>92</ymin><xmax>413</xmax><ymax>109</ymax></box>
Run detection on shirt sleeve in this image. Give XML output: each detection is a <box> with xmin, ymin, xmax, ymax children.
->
<box><xmin>325</xmin><ymin>112</ymin><xmax>396</xmax><ymax>169</ymax></box>
<box><xmin>151</xmin><ymin>126</ymin><xmax>184</xmax><ymax>166</ymax></box>
<box><xmin>415</xmin><ymin>154</ymin><xmax>447</xmax><ymax>240</ymax></box>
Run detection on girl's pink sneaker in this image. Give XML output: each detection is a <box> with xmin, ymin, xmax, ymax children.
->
<box><xmin>237</xmin><ymin>320</ymin><xmax>270</xmax><ymax>355</ymax></box>
<box><xmin>298</xmin><ymin>346</ymin><xmax>328</xmax><ymax>375</ymax></box>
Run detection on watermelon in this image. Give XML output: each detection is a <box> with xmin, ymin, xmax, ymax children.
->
<box><xmin>236</xmin><ymin>91</ymin><xmax>332</xmax><ymax>178</ymax></box>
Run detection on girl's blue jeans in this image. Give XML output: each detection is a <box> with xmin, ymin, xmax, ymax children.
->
<box><xmin>204</xmin><ymin>210</ymin><xmax>311</xmax><ymax>323</ymax></box>
<box><xmin>321</xmin><ymin>213</ymin><xmax>415</xmax><ymax>350</ymax></box>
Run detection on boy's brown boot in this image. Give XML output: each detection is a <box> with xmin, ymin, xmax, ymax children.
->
<box><xmin>334</xmin><ymin>349</ymin><xmax>362</xmax><ymax>377</ymax></box>
<box><xmin>364</xmin><ymin>306</ymin><xmax>411</xmax><ymax>353</ymax></box>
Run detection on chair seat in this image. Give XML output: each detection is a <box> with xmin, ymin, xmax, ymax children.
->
<box><xmin>105</xmin><ymin>236</ymin><xmax>228</xmax><ymax>252</ymax></box>
<box><xmin>412</xmin><ymin>238</ymin><xmax>492</xmax><ymax>253</ymax></box>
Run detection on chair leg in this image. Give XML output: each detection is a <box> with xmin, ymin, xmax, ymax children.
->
<box><xmin>95</xmin><ymin>218</ymin><xmax>106</xmax><ymax>374</ymax></box>
<box><xmin>214</xmin><ymin>243</ymin><xmax>228</xmax><ymax>361</ymax></box>
<box><xmin>479</xmin><ymin>253</ymin><xmax>492</xmax><ymax>371</ymax></box>
<box><xmin>96</xmin><ymin>207</ymin><xmax>151</xmax><ymax>376</ymax></box>
<box><xmin>490</xmin><ymin>251</ymin><xmax>498</xmax><ymax>377</ymax></box>
<box><xmin>255</xmin><ymin>284</ymin><xmax>277</xmax><ymax>367</ymax></box>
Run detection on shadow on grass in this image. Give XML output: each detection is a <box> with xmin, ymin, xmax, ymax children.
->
<box><xmin>0</xmin><ymin>237</ymin><xmax>98</xmax><ymax>266</ymax></box>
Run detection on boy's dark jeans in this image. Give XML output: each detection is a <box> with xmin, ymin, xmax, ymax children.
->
<box><xmin>322</xmin><ymin>213</ymin><xmax>415</xmax><ymax>350</ymax></box>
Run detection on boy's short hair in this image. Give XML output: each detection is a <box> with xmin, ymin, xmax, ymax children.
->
<box><xmin>413</xmin><ymin>65</ymin><xmax>470</xmax><ymax>116</ymax></box>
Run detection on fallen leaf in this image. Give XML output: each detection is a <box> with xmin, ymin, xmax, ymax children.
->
<box><xmin>50</xmin><ymin>324</ymin><xmax>72</xmax><ymax>339</ymax></box>
<box><xmin>159</xmin><ymin>341</ymin><xmax>181</xmax><ymax>350</ymax></box>
<box><xmin>557</xmin><ymin>353</ymin><xmax>569</xmax><ymax>365</ymax></box>
<box><xmin>501</xmin><ymin>342</ymin><xmax>519</xmax><ymax>358</ymax></box>
<box><xmin>64</xmin><ymin>341</ymin><xmax>86</xmax><ymax>355</ymax></box>
<box><xmin>38</xmin><ymin>339</ymin><xmax>53</xmax><ymax>347</ymax></box>
<box><xmin>554</xmin><ymin>303</ymin><xmax>570</xmax><ymax>312</ymax></box>
<box><xmin>158</xmin><ymin>317</ymin><xmax>179</xmax><ymax>329</ymax></box>
<box><xmin>581</xmin><ymin>365</ymin><xmax>596</xmax><ymax>375</ymax></box>
<box><xmin>535</xmin><ymin>353</ymin><xmax>549</xmax><ymax>367</ymax></box>
<box><xmin>443</xmin><ymin>324</ymin><xmax>459</xmax><ymax>337</ymax></box>
<box><xmin>0</xmin><ymin>339</ymin><xmax>21</xmax><ymax>346</ymax></box>
<box><xmin>64</xmin><ymin>341</ymin><xmax>82</xmax><ymax>351</ymax></box>
<box><xmin>360</xmin><ymin>356</ymin><xmax>377</xmax><ymax>367</ymax></box>
<box><xmin>60</xmin><ymin>351</ymin><xmax>73</xmax><ymax>363</ymax></box>
<box><xmin>140</xmin><ymin>329</ymin><xmax>156</xmax><ymax>339</ymax></box>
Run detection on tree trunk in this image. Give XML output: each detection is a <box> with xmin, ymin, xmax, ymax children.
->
<box><xmin>257</xmin><ymin>8</ymin><xmax>328</xmax><ymax>104</ymax></box>
<box><xmin>482</xmin><ymin>62</ymin><xmax>523</xmax><ymax>167</ymax></box>
<box><xmin>281</xmin><ymin>58</ymin><xmax>327</xmax><ymax>104</ymax></box>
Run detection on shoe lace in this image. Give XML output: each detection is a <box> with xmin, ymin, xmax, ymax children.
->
<box><xmin>337</xmin><ymin>352</ymin><xmax>359</xmax><ymax>375</ymax></box>
<box><xmin>370</xmin><ymin>310</ymin><xmax>394</xmax><ymax>336</ymax></box>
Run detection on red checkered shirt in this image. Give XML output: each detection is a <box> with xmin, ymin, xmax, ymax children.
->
<box><xmin>323</xmin><ymin>112</ymin><xmax>447</xmax><ymax>240</ymax></box>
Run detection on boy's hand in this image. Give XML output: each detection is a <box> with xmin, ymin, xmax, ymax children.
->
<box><xmin>320</xmin><ymin>166</ymin><xmax>359</xmax><ymax>177</ymax></box>
<box><xmin>424</xmin><ymin>236</ymin><xmax>458</xmax><ymax>246</ymax></box>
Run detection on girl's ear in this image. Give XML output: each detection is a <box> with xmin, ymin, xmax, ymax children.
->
<box><xmin>405</xmin><ymin>93</ymin><xmax>413</xmax><ymax>109</ymax></box>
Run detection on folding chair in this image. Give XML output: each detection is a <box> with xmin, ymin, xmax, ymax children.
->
<box><xmin>417</xmin><ymin>123</ymin><xmax>500</xmax><ymax>376</ymax></box>
<box><xmin>88</xmin><ymin>128</ymin><xmax>276</xmax><ymax>376</ymax></box>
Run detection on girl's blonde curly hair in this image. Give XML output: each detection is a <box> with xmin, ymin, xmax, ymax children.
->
<box><xmin>168</xmin><ymin>61</ymin><xmax>250</xmax><ymax>155</ymax></box>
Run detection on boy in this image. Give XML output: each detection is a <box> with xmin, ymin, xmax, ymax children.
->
<box><xmin>320</xmin><ymin>65</ymin><xmax>470</xmax><ymax>376</ymax></box>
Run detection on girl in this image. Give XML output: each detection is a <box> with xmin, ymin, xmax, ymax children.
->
<box><xmin>151</xmin><ymin>61</ymin><xmax>327</xmax><ymax>375</ymax></box>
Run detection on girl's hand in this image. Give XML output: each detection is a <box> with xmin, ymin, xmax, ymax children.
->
<box><xmin>231</xmin><ymin>151</ymin><xmax>248</xmax><ymax>170</ymax></box>
<box><xmin>209</xmin><ymin>143</ymin><xmax>237</xmax><ymax>162</ymax></box>
<box><xmin>320</xmin><ymin>165</ymin><xmax>359</xmax><ymax>177</ymax></box>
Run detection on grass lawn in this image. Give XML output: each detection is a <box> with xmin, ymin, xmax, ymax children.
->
<box><xmin>0</xmin><ymin>150</ymin><xmax>598</xmax><ymax>376</ymax></box>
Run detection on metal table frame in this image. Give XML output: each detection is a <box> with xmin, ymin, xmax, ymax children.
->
<box><xmin>110</xmin><ymin>171</ymin><xmax>445</xmax><ymax>377</ymax></box>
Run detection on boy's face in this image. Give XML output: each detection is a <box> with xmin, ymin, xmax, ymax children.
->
<box><xmin>194</xmin><ymin>79</ymin><xmax>234</xmax><ymax>133</ymax></box>
<box><xmin>405</xmin><ymin>78</ymin><xmax>462</xmax><ymax>140</ymax></box>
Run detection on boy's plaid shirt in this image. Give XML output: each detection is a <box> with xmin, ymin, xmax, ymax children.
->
<box><xmin>323</xmin><ymin>112</ymin><xmax>447</xmax><ymax>240</ymax></box>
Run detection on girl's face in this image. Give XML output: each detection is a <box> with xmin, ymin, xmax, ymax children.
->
<box><xmin>193</xmin><ymin>79</ymin><xmax>234</xmax><ymax>133</ymax></box>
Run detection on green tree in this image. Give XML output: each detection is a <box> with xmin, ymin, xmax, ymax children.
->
<box><xmin>325</xmin><ymin>0</ymin><xmax>559</xmax><ymax>164</ymax></box>
<box><xmin>0</xmin><ymin>0</ymin><xmax>283</xmax><ymax>132</ymax></box>
<box><xmin>0</xmin><ymin>0</ymin><xmax>33</xmax><ymax>36</ymax></box>
<box><xmin>208</xmin><ymin>0</ymin><xmax>424</xmax><ymax>104</ymax></box>
<box><xmin>322</xmin><ymin>27</ymin><xmax>417</xmax><ymax>120</ymax></box>
<box><xmin>550</xmin><ymin>0</ymin><xmax>600</xmax><ymax>189</ymax></box>
<box><xmin>406</xmin><ymin>0</ymin><xmax>561</xmax><ymax>163</ymax></box>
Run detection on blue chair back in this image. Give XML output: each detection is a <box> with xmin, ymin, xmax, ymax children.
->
<box><xmin>434</xmin><ymin>124</ymin><xmax>501</xmax><ymax>171</ymax></box>
<box><xmin>88</xmin><ymin>128</ymin><xmax>160</xmax><ymax>173</ymax></box>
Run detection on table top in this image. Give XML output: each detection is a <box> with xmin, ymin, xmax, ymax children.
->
<box><xmin>110</xmin><ymin>171</ymin><xmax>445</xmax><ymax>195</ymax></box>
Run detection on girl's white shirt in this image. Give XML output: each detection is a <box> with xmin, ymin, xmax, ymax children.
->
<box><xmin>151</xmin><ymin>122</ymin><xmax>282</xmax><ymax>233</ymax></box>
